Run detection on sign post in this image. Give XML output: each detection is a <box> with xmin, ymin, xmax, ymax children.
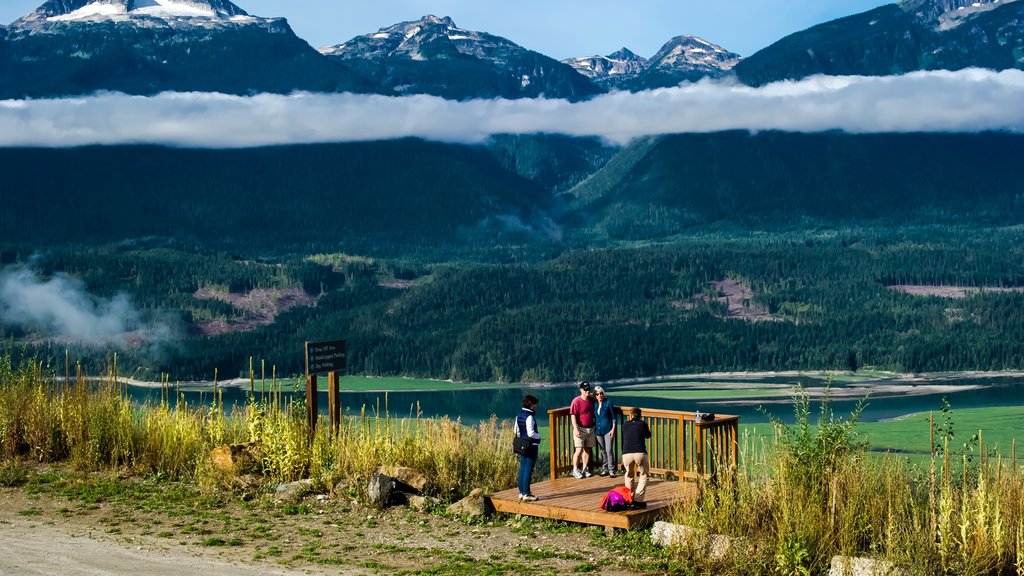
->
<box><xmin>304</xmin><ymin>339</ymin><xmax>347</xmax><ymax>434</ymax></box>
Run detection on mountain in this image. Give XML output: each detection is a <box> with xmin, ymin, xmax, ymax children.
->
<box><xmin>631</xmin><ymin>36</ymin><xmax>742</xmax><ymax>89</ymax></box>
<box><xmin>902</xmin><ymin>0</ymin><xmax>1017</xmax><ymax>28</ymax></box>
<box><xmin>1</xmin><ymin>0</ymin><xmax>377</xmax><ymax>98</ymax></box>
<box><xmin>561</xmin><ymin>48</ymin><xmax>649</xmax><ymax>89</ymax></box>
<box><xmin>0</xmin><ymin>140</ymin><xmax>555</xmax><ymax>251</ymax></box>
<box><xmin>318</xmin><ymin>15</ymin><xmax>602</xmax><ymax>101</ymax></box>
<box><xmin>485</xmin><ymin>134</ymin><xmax>619</xmax><ymax>194</ymax></box>
<box><xmin>568</xmin><ymin>131</ymin><xmax>1024</xmax><ymax>239</ymax></box>
<box><xmin>563</xmin><ymin>37</ymin><xmax>740</xmax><ymax>91</ymax></box>
<box><xmin>734</xmin><ymin>0</ymin><xmax>1024</xmax><ymax>86</ymax></box>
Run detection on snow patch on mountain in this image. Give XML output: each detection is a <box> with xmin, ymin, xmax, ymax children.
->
<box><xmin>49</xmin><ymin>3</ymin><xmax>125</xmax><ymax>21</ymax></box>
<box><xmin>900</xmin><ymin>0</ymin><xmax>1021</xmax><ymax>28</ymax></box>
<box><xmin>11</xmin><ymin>0</ymin><xmax>265</xmax><ymax>31</ymax></box>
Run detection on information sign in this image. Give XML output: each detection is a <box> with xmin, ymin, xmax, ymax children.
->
<box><xmin>305</xmin><ymin>340</ymin><xmax>347</xmax><ymax>375</ymax></box>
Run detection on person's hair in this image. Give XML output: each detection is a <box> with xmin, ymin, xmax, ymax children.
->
<box><xmin>522</xmin><ymin>394</ymin><xmax>539</xmax><ymax>408</ymax></box>
<box><xmin>629</xmin><ymin>407</ymin><xmax>642</xmax><ymax>419</ymax></box>
<box><xmin>593</xmin><ymin>386</ymin><xmax>605</xmax><ymax>395</ymax></box>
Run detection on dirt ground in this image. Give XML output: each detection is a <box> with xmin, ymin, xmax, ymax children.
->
<box><xmin>0</xmin><ymin>472</ymin><xmax>662</xmax><ymax>576</ymax></box>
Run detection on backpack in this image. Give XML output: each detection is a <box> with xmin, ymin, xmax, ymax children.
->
<box><xmin>600</xmin><ymin>485</ymin><xmax>633</xmax><ymax>511</ymax></box>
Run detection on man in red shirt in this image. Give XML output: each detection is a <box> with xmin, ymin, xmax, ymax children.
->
<box><xmin>569</xmin><ymin>381</ymin><xmax>596</xmax><ymax>478</ymax></box>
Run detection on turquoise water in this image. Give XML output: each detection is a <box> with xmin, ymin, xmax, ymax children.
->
<box><xmin>125</xmin><ymin>374</ymin><xmax>1024</xmax><ymax>425</ymax></box>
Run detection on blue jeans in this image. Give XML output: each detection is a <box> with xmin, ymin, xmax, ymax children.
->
<box><xmin>518</xmin><ymin>450</ymin><xmax>537</xmax><ymax>496</ymax></box>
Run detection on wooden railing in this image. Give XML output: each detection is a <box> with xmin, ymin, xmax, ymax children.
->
<box><xmin>548</xmin><ymin>406</ymin><xmax>739</xmax><ymax>482</ymax></box>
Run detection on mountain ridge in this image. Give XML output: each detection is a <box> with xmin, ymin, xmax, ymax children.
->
<box><xmin>0</xmin><ymin>0</ymin><xmax>379</xmax><ymax>99</ymax></box>
<box><xmin>735</xmin><ymin>0</ymin><xmax>1024</xmax><ymax>86</ymax></box>
<box><xmin>318</xmin><ymin>14</ymin><xmax>602</xmax><ymax>101</ymax></box>
<box><xmin>562</xmin><ymin>36</ymin><xmax>741</xmax><ymax>91</ymax></box>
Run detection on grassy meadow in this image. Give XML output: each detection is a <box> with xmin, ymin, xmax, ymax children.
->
<box><xmin>8</xmin><ymin>355</ymin><xmax>1024</xmax><ymax>575</ymax></box>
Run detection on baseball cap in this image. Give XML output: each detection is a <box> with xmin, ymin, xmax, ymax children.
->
<box><xmin>579</xmin><ymin>381</ymin><xmax>591</xmax><ymax>391</ymax></box>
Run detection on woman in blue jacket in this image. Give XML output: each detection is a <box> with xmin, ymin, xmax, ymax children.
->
<box><xmin>516</xmin><ymin>395</ymin><xmax>542</xmax><ymax>501</ymax></box>
<box><xmin>593</xmin><ymin>386</ymin><xmax>618</xmax><ymax>476</ymax></box>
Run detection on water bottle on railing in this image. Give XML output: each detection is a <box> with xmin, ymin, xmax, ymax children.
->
<box><xmin>695</xmin><ymin>410</ymin><xmax>701</xmax><ymax>423</ymax></box>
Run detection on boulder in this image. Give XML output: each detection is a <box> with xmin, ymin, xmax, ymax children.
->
<box><xmin>377</xmin><ymin>465</ymin><xmax>428</xmax><ymax>493</ymax></box>
<box><xmin>650</xmin><ymin>521</ymin><xmax>746</xmax><ymax>560</ymax></box>
<box><xmin>210</xmin><ymin>442</ymin><xmax>260</xmax><ymax>474</ymax></box>
<box><xmin>447</xmin><ymin>488</ymin><xmax>490</xmax><ymax>518</ymax></box>
<box><xmin>829</xmin><ymin>556</ymin><xmax>904</xmax><ymax>576</ymax></box>
<box><xmin>405</xmin><ymin>493</ymin><xmax>442</xmax><ymax>511</ymax></box>
<box><xmin>367</xmin><ymin>472</ymin><xmax>399</xmax><ymax>508</ymax></box>
<box><xmin>272</xmin><ymin>479</ymin><xmax>314</xmax><ymax>504</ymax></box>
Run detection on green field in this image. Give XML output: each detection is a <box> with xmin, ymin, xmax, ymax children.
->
<box><xmin>734</xmin><ymin>405</ymin><xmax>1024</xmax><ymax>468</ymax></box>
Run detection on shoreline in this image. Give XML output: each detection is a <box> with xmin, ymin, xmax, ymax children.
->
<box><xmin>94</xmin><ymin>369</ymin><xmax>1024</xmax><ymax>392</ymax></box>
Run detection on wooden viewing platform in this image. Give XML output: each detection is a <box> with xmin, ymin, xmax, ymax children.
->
<box><xmin>489</xmin><ymin>473</ymin><xmax>698</xmax><ymax>530</ymax></box>
<box><xmin>486</xmin><ymin>406</ymin><xmax>739</xmax><ymax>530</ymax></box>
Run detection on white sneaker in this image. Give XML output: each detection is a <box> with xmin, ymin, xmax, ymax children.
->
<box><xmin>572</xmin><ymin>469</ymin><xmax>583</xmax><ymax>479</ymax></box>
<box><xmin>521</xmin><ymin>494</ymin><xmax>538</xmax><ymax>502</ymax></box>
<box><xmin>583</xmin><ymin>469</ymin><xmax>592</xmax><ymax>478</ymax></box>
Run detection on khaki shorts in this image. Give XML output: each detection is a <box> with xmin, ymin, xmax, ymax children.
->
<box><xmin>574</xmin><ymin>426</ymin><xmax>596</xmax><ymax>448</ymax></box>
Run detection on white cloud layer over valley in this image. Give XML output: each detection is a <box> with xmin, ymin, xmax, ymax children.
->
<box><xmin>1</xmin><ymin>68</ymin><xmax>1022</xmax><ymax>148</ymax></box>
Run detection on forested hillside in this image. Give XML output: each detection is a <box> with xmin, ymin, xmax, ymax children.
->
<box><xmin>7</xmin><ymin>227</ymin><xmax>1024</xmax><ymax>381</ymax></box>
<box><xmin>570</xmin><ymin>131</ymin><xmax>1024</xmax><ymax>239</ymax></box>
<box><xmin>0</xmin><ymin>140</ymin><xmax>553</xmax><ymax>252</ymax></box>
<box><xmin>5</xmin><ymin>132</ymin><xmax>1024</xmax><ymax>382</ymax></box>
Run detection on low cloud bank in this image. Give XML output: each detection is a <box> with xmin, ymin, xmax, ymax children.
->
<box><xmin>0</xmin><ymin>266</ymin><xmax>171</xmax><ymax>347</ymax></box>
<box><xmin>1</xmin><ymin>69</ymin><xmax>1023</xmax><ymax>147</ymax></box>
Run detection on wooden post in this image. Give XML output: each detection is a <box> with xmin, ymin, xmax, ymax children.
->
<box><xmin>306</xmin><ymin>373</ymin><xmax>318</xmax><ymax>433</ymax></box>
<box><xmin>328</xmin><ymin>371</ymin><xmax>340</xmax><ymax>433</ymax></box>
<box><xmin>695</xmin><ymin>422</ymin><xmax>705</xmax><ymax>478</ymax></box>
<box><xmin>731</xmin><ymin>421</ymin><xmax>739</xmax><ymax>472</ymax></box>
<box><xmin>678</xmin><ymin>415</ymin><xmax>686</xmax><ymax>480</ymax></box>
<box><xmin>549</xmin><ymin>410</ymin><xmax>558</xmax><ymax>481</ymax></box>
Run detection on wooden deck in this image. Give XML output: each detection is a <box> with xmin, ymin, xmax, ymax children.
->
<box><xmin>487</xmin><ymin>474</ymin><xmax>698</xmax><ymax>530</ymax></box>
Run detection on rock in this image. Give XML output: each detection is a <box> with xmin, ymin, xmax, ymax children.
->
<box><xmin>272</xmin><ymin>479</ymin><xmax>314</xmax><ymax>504</ymax></box>
<box><xmin>447</xmin><ymin>488</ymin><xmax>490</xmax><ymax>518</ymax></box>
<box><xmin>377</xmin><ymin>465</ymin><xmax>428</xmax><ymax>493</ymax></box>
<box><xmin>367</xmin><ymin>472</ymin><xmax>399</xmax><ymax>508</ymax></box>
<box><xmin>829</xmin><ymin>556</ymin><xmax>905</xmax><ymax>576</ymax></box>
<box><xmin>650</xmin><ymin>521</ymin><xmax>746</xmax><ymax>560</ymax></box>
<box><xmin>405</xmin><ymin>493</ymin><xmax>442</xmax><ymax>511</ymax></box>
<box><xmin>232</xmin><ymin>474</ymin><xmax>262</xmax><ymax>501</ymax></box>
<box><xmin>210</xmin><ymin>443</ymin><xmax>260</xmax><ymax>474</ymax></box>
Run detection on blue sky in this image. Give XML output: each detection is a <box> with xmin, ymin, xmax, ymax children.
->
<box><xmin>1</xmin><ymin>0</ymin><xmax>888</xmax><ymax>59</ymax></box>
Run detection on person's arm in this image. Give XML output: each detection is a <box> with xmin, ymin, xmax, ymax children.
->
<box><xmin>570</xmin><ymin>399</ymin><xmax>581</xmax><ymax>437</ymax></box>
<box><xmin>526</xmin><ymin>414</ymin><xmax>540</xmax><ymax>441</ymax></box>
<box><xmin>609</xmin><ymin>404</ymin><xmax>616</xmax><ymax>437</ymax></box>
<box><xmin>643</xmin><ymin>422</ymin><xmax>652</xmax><ymax>439</ymax></box>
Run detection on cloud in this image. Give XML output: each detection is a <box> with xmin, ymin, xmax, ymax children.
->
<box><xmin>1</xmin><ymin>68</ymin><xmax>1023</xmax><ymax>147</ymax></box>
<box><xmin>0</xmin><ymin>265</ymin><xmax>171</xmax><ymax>347</ymax></box>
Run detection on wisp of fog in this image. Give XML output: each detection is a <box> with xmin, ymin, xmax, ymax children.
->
<box><xmin>0</xmin><ymin>69</ymin><xmax>1022</xmax><ymax>148</ymax></box>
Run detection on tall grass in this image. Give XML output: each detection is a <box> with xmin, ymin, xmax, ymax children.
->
<box><xmin>675</xmin><ymin>383</ymin><xmax>1024</xmax><ymax>576</ymax></box>
<box><xmin>0</xmin><ymin>356</ymin><xmax>517</xmax><ymax>500</ymax></box>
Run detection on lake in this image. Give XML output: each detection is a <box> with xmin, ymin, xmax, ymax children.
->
<box><xmin>124</xmin><ymin>372</ymin><xmax>1024</xmax><ymax>426</ymax></box>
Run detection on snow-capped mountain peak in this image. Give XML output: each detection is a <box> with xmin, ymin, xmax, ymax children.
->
<box><xmin>12</xmin><ymin>0</ymin><xmax>259</xmax><ymax>30</ymax></box>
<box><xmin>561</xmin><ymin>48</ymin><xmax>648</xmax><ymax>82</ymax></box>
<box><xmin>318</xmin><ymin>15</ymin><xmax>601</xmax><ymax>101</ymax></box>
<box><xmin>563</xmin><ymin>36</ymin><xmax>740</xmax><ymax>91</ymax></box>
<box><xmin>648</xmin><ymin>35</ymin><xmax>741</xmax><ymax>71</ymax></box>
<box><xmin>319</xmin><ymin>15</ymin><xmax>489</xmax><ymax>60</ymax></box>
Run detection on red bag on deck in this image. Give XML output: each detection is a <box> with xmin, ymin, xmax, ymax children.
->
<box><xmin>600</xmin><ymin>485</ymin><xmax>633</xmax><ymax>511</ymax></box>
